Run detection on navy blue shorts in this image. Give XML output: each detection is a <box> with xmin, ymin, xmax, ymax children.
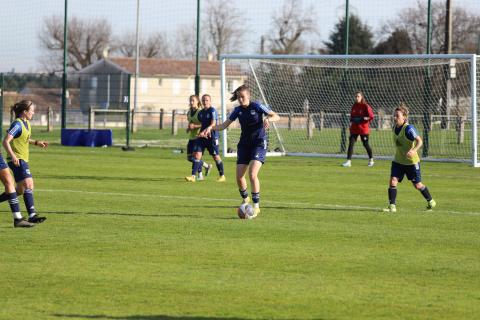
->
<box><xmin>187</xmin><ymin>139</ymin><xmax>197</xmax><ymax>154</ymax></box>
<box><xmin>8</xmin><ymin>159</ymin><xmax>32</xmax><ymax>182</ymax></box>
<box><xmin>391</xmin><ymin>161</ymin><xmax>421</xmax><ymax>184</ymax></box>
<box><xmin>237</xmin><ymin>140</ymin><xmax>267</xmax><ymax>165</ymax></box>
<box><xmin>0</xmin><ymin>155</ymin><xmax>8</xmax><ymax>170</ymax></box>
<box><xmin>193</xmin><ymin>137</ymin><xmax>219</xmax><ymax>156</ymax></box>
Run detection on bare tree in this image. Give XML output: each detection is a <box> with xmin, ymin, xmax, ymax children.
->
<box><xmin>265</xmin><ymin>0</ymin><xmax>319</xmax><ymax>54</ymax></box>
<box><xmin>112</xmin><ymin>32</ymin><xmax>170</xmax><ymax>58</ymax></box>
<box><xmin>382</xmin><ymin>0</ymin><xmax>480</xmax><ymax>53</ymax></box>
<box><xmin>172</xmin><ymin>22</ymin><xmax>209</xmax><ymax>60</ymax></box>
<box><xmin>204</xmin><ymin>0</ymin><xmax>244</xmax><ymax>60</ymax></box>
<box><xmin>39</xmin><ymin>15</ymin><xmax>112</xmax><ymax>72</ymax></box>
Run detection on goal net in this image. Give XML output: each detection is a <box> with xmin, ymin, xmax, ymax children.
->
<box><xmin>220</xmin><ymin>54</ymin><xmax>479</xmax><ymax>167</ymax></box>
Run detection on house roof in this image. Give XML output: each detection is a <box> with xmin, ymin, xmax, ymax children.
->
<box><xmin>108</xmin><ymin>57</ymin><xmax>222</xmax><ymax>77</ymax></box>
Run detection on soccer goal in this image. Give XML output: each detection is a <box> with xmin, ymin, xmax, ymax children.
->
<box><xmin>220</xmin><ymin>54</ymin><xmax>479</xmax><ymax>167</ymax></box>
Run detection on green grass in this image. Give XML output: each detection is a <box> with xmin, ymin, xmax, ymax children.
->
<box><xmin>36</xmin><ymin>122</ymin><xmax>475</xmax><ymax>160</ymax></box>
<box><xmin>0</xmin><ymin>141</ymin><xmax>479</xmax><ymax>320</ymax></box>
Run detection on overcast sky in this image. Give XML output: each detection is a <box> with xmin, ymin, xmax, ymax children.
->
<box><xmin>1</xmin><ymin>0</ymin><xmax>479</xmax><ymax>72</ymax></box>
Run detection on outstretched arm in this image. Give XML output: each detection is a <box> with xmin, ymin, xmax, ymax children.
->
<box><xmin>199</xmin><ymin>119</ymin><xmax>233</xmax><ymax>137</ymax></box>
<box><xmin>29</xmin><ymin>138</ymin><xmax>49</xmax><ymax>148</ymax></box>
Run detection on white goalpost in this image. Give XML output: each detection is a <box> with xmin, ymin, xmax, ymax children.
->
<box><xmin>220</xmin><ymin>54</ymin><xmax>479</xmax><ymax>167</ymax></box>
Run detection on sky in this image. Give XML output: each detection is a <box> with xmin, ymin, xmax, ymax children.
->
<box><xmin>1</xmin><ymin>0</ymin><xmax>480</xmax><ymax>73</ymax></box>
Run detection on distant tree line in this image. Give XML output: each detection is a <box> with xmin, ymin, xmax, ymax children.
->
<box><xmin>28</xmin><ymin>0</ymin><xmax>480</xmax><ymax>72</ymax></box>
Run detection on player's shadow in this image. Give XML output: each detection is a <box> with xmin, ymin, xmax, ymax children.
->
<box><xmin>263</xmin><ymin>205</ymin><xmax>375</xmax><ymax>212</ymax></box>
<box><xmin>53</xmin><ymin>314</ymin><xmax>249</xmax><ymax>320</ymax></box>
<box><xmin>39</xmin><ymin>210</ymin><xmax>201</xmax><ymax>219</ymax></box>
<box><xmin>39</xmin><ymin>174</ymin><xmax>171</xmax><ymax>183</ymax></box>
<box><xmin>53</xmin><ymin>314</ymin><xmax>326</xmax><ymax>320</ymax></box>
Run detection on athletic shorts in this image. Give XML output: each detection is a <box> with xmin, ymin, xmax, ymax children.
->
<box><xmin>0</xmin><ymin>155</ymin><xmax>8</xmax><ymax>170</ymax></box>
<box><xmin>391</xmin><ymin>161</ymin><xmax>421</xmax><ymax>184</ymax></box>
<box><xmin>8</xmin><ymin>159</ymin><xmax>32</xmax><ymax>182</ymax></box>
<box><xmin>187</xmin><ymin>139</ymin><xmax>197</xmax><ymax>154</ymax></box>
<box><xmin>193</xmin><ymin>137</ymin><xmax>219</xmax><ymax>156</ymax></box>
<box><xmin>237</xmin><ymin>139</ymin><xmax>267</xmax><ymax>165</ymax></box>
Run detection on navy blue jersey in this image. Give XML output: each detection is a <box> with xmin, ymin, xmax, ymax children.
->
<box><xmin>7</xmin><ymin>120</ymin><xmax>25</xmax><ymax>138</ymax></box>
<box><xmin>198</xmin><ymin>107</ymin><xmax>219</xmax><ymax>139</ymax></box>
<box><xmin>394</xmin><ymin>124</ymin><xmax>418</xmax><ymax>141</ymax></box>
<box><xmin>228</xmin><ymin>101</ymin><xmax>271</xmax><ymax>144</ymax></box>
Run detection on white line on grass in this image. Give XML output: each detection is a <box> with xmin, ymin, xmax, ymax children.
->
<box><xmin>37</xmin><ymin>188</ymin><xmax>480</xmax><ymax>216</ymax></box>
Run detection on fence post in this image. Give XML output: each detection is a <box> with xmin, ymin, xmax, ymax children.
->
<box><xmin>47</xmin><ymin>106</ymin><xmax>54</xmax><ymax>132</ymax></box>
<box><xmin>88</xmin><ymin>107</ymin><xmax>94</xmax><ymax>130</ymax></box>
<box><xmin>288</xmin><ymin>111</ymin><xmax>293</xmax><ymax>130</ymax></box>
<box><xmin>340</xmin><ymin>113</ymin><xmax>349</xmax><ymax>153</ymax></box>
<box><xmin>319</xmin><ymin>111</ymin><xmax>325</xmax><ymax>131</ymax></box>
<box><xmin>307</xmin><ymin>112</ymin><xmax>314</xmax><ymax>139</ymax></box>
<box><xmin>159</xmin><ymin>108</ymin><xmax>164</xmax><ymax>130</ymax></box>
<box><xmin>457</xmin><ymin>115</ymin><xmax>465</xmax><ymax>144</ymax></box>
<box><xmin>171</xmin><ymin>109</ymin><xmax>177</xmax><ymax>135</ymax></box>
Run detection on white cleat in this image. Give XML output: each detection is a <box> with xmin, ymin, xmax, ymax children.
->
<box><xmin>342</xmin><ymin>161</ymin><xmax>352</xmax><ymax>167</ymax></box>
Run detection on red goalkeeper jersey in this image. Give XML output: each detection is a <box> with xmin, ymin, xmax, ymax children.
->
<box><xmin>349</xmin><ymin>102</ymin><xmax>374</xmax><ymax>135</ymax></box>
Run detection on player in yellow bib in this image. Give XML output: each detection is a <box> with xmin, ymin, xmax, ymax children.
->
<box><xmin>185</xmin><ymin>95</ymin><xmax>211</xmax><ymax>181</ymax></box>
<box><xmin>1</xmin><ymin>100</ymin><xmax>48</xmax><ymax>223</ymax></box>
<box><xmin>383</xmin><ymin>103</ymin><xmax>436</xmax><ymax>213</ymax></box>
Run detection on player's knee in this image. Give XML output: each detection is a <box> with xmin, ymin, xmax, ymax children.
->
<box><xmin>389</xmin><ymin>178</ymin><xmax>398</xmax><ymax>187</ymax></box>
<box><xmin>414</xmin><ymin>182</ymin><xmax>424</xmax><ymax>190</ymax></box>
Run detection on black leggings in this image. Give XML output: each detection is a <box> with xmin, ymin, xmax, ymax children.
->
<box><xmin>347</xmin><ymin>134</ymin><xmax>373</xmax><ymax>160</ymax></box>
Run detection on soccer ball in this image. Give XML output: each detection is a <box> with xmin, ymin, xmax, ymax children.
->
<box><xmin>237</xmin><ymin>203</ymin><xmax>254</xmax><ymax>219</ymax></box>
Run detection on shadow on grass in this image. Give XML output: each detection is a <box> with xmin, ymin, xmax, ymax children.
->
<box><xmin>39</xmin><ymin>174</ymin><xmax>171</xmax><ymax>183</ymax></box>
<box><xmin>53</xmin><ymin>314</ymin><xmax>325</xmax><ymax>320</ymax></box>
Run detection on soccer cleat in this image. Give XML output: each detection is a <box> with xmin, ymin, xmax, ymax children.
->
<box><xmin>426</xmin><ymin>199</ymin><xmax>436</xmax><ymax>210</ymax></box>
<box><xmin>252</xmin><ymin>207</ymin><xmax>260</xmax><ymax>218</ymax></box>
<box><xmin>14</xmin><ymin>218</ymin><xmax>35</xmax><ymax>228</ymax></box>
<box><xmin>205</xmin><ymin>164</ymin><xmax>213</xmax><ymax>176</ymax></box>
<box><xmin>382</xmin><ymin>204</ymin><xmax>397</xmax><ymax>213</ymax></box>
<box><xmin>368</xmin><ymin>159</ymin><xmax>375</xmax><ymax>167</ymax></box>
<box><xmin>28</xmin><ymin>215</ymin><xmax>47</xmax><ymax>223</ymax></box>
<box><xmin>184</xmin><ymin>175</ymin><xmax>196</xmax><ymax>182</ymax></box>
<box><xmin>342</xmin><ymin>161</ymin><xmax>351</xmax><ymax>167</ymax></box>
<box><xmin>217</xmin><ymin>175</ymin><xmax>226</xmax><ymax>182</ymax></box>
<box><xmin>242</xmin><ymin>196</ymin><xmax>251</xmax><ymax>205</ymax></box>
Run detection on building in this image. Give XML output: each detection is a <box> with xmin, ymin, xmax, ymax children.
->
<box><xmin>78</xmin><ymin>57</ymin><xmax>245</xmax><ymax>113</ymax></box>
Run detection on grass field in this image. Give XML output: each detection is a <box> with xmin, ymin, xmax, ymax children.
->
<box><xmin>0</xmin><ymin>132</ymin><xmax>479</xmax><ymax>320</ymax></box>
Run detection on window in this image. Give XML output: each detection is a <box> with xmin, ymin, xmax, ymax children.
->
<box><xmin>172</xmin><ymin>79</ymin><xmax>181</xmax><ymax>95</ymax></box>
<box><xmin>158</xmin><ymin>78</ymin><xmax>163</xmax><ymax>86</ymax></box>
<box><xmin>211</xmin><ymin>79</ymin><xmax>215</xmax><ymax>88</ymax></box>
<box><xmin>91</xmin><ymin>77</ymin><xmax>98</xmax><ymax>88</ymax></box>
<box><xmin>141</xmin><ymin>79</ymin><xmax>148</xmax><ymax>94</ymax></box>
<box><xmin>227</xmin><ymin>80</ymin><xmax>233</xmax><ymax>92</ymax></box>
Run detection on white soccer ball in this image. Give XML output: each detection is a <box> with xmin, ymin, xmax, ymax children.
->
<box><xmin>237</xmin><ymin>203</ymin><xmax>254</xmax><ymax>219</ymax></box>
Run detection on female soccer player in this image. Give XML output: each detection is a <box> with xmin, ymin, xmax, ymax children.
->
<box><xmin>0</xmin><ymin>147</ymin><xmax>32</xmax><ymax>227</ymax></box>
<box><xmin>342</xmin><ymin>91</ymin><xmax>375</xmax><ymax>167</ymax></box>
<box><xmin>186</xmin><ymin>94</ymin><xmax>225</xmax><ymax>182</ymax></box>
<box><xmin>185</xmin><ymin>95</ymin><xmax>211</xmax><ymax>181</ymax></box>
<box><xmin>383</xmin><ymin>103</ymin><xmax>436</xmax><ymax>213</ymax></box>
<box><xmin>200</xmin><ymin>85</ymin><xmax>279</xmax><ymax>217</ymax></box>
<box><xmin>1</xmin><ymin>100</ymin><xmax>48</xmax><ymax>224</ymax></box>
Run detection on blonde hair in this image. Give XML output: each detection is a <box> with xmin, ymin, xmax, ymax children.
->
<box><xmin>189</xmin><ymin>95</ymin><xmax>202</xmax><ymax>109</ymax></box>
<box><xmin>395</xmin><ymin>102</ymin><xmax>409</xmax><ymax>118</ymax></box>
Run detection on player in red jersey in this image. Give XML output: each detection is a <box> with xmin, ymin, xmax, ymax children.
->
<box><xmin>342</xmin><ymin>91</ymin><xmax>375</xmax><ymax>167</ymax></box>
